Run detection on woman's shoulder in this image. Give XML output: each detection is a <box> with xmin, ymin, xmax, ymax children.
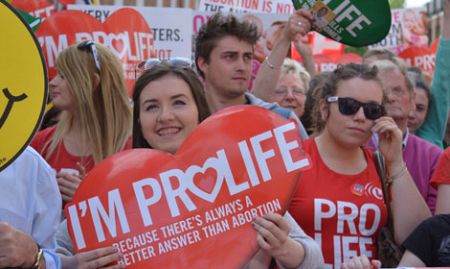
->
<box><xmin>30</xmin><ymin>126</ymin><xmax>57</xmax><ymax>152</ymax></box>
<box><xmin>35</xmin><ymin>126</ymin><xmax>57</xmax><ymax>138</ymax></box>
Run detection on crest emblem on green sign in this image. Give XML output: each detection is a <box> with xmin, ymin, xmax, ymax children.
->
<box><xmin>292</xmin><ymin>0</ymin><xmax>392</xmax><ymax>47</ymax></box>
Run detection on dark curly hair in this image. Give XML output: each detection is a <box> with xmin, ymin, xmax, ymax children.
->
<box><xmin>132</xmin><ymin>63</ymin><xmax>211</xmax><ymax>149</ymax></box>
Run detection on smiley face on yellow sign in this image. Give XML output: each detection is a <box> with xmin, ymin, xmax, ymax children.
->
<box><xmin>0</xmin><ymin>0</ymin><xmax>47</xmax><ymax>171</ymax></box>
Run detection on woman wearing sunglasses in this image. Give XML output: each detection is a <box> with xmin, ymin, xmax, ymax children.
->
<box><xmin>288</xmin><ymin>63</ymin><xmax>431</xmax><ymax>268</ymax></box>
<box><xmin>31</xmin><ymin>40</ymin><xmax>132</xmax><ymax>204</ymax></box>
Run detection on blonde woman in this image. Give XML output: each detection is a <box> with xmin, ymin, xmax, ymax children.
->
<box><xmin>254</xmin><ymin>58</ymin><xmax>311</xmax><ymax>118</ymax></box>
<box><xmin>32</xmin><ymin>40</ymin><xmax>132</xmax><ymax>203</ymax></box>
<box><xmin>275</xmin><ymin>59</ymin><xmax>310</xmax><ymax>116</ymax></box>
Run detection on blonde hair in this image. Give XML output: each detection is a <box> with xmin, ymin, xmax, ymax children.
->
<box><xmin>46</xmin><ymin>42</ymin><xmax>132</xmax><ymax>164</ymax></box>
<box><xmin>281</xmin><ymin>58</ymin><xmax>311</xmax><ymax>92</ymax></box>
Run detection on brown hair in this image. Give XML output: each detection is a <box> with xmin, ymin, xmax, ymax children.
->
<box><xmin>132</xmin><ymin>63</ymin><xmax>211</xmax><ymax>148</ymax></box>
<box><xmin>301</xmin><ymin>71</ymin><xmax>332</xmax><ymax>135</ymax></box>
<box><xmin>195</xmin><ymin>13</ymin><xmax>260</xmax><ymax>78</ymax></box>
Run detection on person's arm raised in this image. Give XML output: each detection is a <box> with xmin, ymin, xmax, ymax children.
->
<box><xmin>293</xmin><ymin>41</ymin><xmax>316</xmax><ymax>77</ymax></box>
<box><xmin>251</xmin><ymin>9</ymin><xmax>312</xmax><ymax>100</ymax></box>
<box><xmin>415</xmin><ymin>0</ymin><xmax>450</xmax><ymax>147</ymax></box>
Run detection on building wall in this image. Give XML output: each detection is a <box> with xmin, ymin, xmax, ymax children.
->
<box><xmin>427</xmin><ymin>0</ymin><xmax>444</xmax><ymax>43</ymax></box>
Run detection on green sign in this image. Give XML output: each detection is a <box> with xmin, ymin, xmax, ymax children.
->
<box><xmin>16</xmin><ymin>9</ymin><xmax>42</xmax><ymax>31</ymax></box>
<box><xmin>292</xmin><ymin>0</ymin><xmax>391</xmax><ymax>47</ymax></box>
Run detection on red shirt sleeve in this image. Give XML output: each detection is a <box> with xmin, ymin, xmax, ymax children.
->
<box><xmin>431</xmin><ymin>148</ymin><xmax>450</xmax><ymax>187</ymax></box>
<box><xmin>30</xmin><ymin>127</ymin><xmax>56</xmax><ymax>156</ymax></box>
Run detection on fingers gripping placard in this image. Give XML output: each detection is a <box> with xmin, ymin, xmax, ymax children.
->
<box><xmin>292</xmin><ymin>0</ymin><xmax>392</xmax><ymax>47</ymax></box>
<box><xmin>0</xmin><ymin>0</ymin><xmax>47</xmax><ymax>171</ymax></box>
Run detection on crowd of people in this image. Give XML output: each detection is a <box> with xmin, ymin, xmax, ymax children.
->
<box><xmin>1</xmin><ymin>2</ymin><xmax>450</xmax><ymax>269</ymax></box>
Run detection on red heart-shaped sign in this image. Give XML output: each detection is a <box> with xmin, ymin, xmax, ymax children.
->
<box><xmin>36</xmin><ymin>9</ymin><xmax>154</xmax><ymax>93</ymax></box>
<box><xmin>66</xmin><ymin>106</ymin><xmax>310</xmax><ymax>268</ymax></box>
<box><xmin>11</xmin><ymin>0</ymin><xmax>55</xmax><ymax>18</ymax></box>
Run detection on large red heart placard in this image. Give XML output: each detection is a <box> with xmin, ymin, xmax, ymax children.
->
<box><xmin>36</xmin><ymin>9</ymin><xmax>154</xmax><ymax>93</ymax></box>
<box><xmin>11</xmin><ymin>0</ymin><xmax>55</xmax><ymax>18</ymax></box>
<box><xmin>66</xmin><ymin>106</ymin><xmax>310</xmax><ymax>268</ymax></box>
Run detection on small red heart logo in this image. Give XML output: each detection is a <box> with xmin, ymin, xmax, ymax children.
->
<box><xmin>190</xmin><ymin>167</ymin><xmax>219</xmax><ymax>201</ymax></box>
<box><xmin>66</xmin><ymin>106</ymin><xmax>310</xmax><ymax>269</ymax></box>
<box><xmin>36</xmin><ymin>9</ymin><xmax>154</xmax><ymax>93</ymax></box>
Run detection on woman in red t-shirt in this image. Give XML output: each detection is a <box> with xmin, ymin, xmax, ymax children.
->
<box><xmin>288</xmin><ymin>63</ymin><xmax>431</xmax><ymax>268</ymax></box>
<box><xmin>31</xmin><ymin>41</ymin><xmax>132</xmax><ymax>203</ymax></box>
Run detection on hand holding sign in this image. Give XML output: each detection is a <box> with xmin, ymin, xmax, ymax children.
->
<box><xmin>66</xmin><ymin>106</ymin><xmax>310</xmax><ymax>269</ymax></box>
<box><xmin>292</xmin><ymin>0</ymin><xmax>392</xmax><ymax>46</ymax></box>
<box><xmin>60</xmin><ymin>246</ymin><xmax>124</xmax><ymax>269</ymax></box>
<box><xmin>283</xmin><ymin>9</ymin><xmax>313</xmax><ymax>42</ymax></box>
<box><xmin>253</xmin><ymin>213</ymin><xmax>305</xmax><ymax>268</ymax></box>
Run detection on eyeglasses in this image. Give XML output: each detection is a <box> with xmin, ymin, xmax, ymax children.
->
<box><xmin>134</xmin><ymin>57</ymin><xmax>193</xmax><ymax>80</ymax></box>
<box><xmin>274</xmin><ymin>87</ymin><xmax>305</xmax><ymax>97</ymax></box>
<box><xmin>327</xmin><ymin>96</ymin><xmax>385</xmax><ymax>120</ymax></box>
<box><xmin>77</xmin><ymin>40</ymin><xmax>101</xmax><ymax>71</ymax></box>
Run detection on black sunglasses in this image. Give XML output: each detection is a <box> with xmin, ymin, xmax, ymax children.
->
<box><xmin>77</xmin><ymin>40</ymin><xmax>101</xmax><ymax>71</ymax></box>
<box><xmin>327</xmin><ymin>96</ymin><xmax>385</xmax><ymax>120</ymax></box>
<box><xmin>134</xmin><ymin>57</ymin><xmax>192</xmax><ymax>80</ymax></box>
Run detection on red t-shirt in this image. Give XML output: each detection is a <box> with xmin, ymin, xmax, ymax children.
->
<box><xmin>289</xmin><ymin>138</ymin><xmax>388</xmax><ymax>268</ymax></box>
<box><xmin>431</xmin><ymin>147</ymin><xmax>450</xmax><ymax>187</ymax></box>
<box><xmin>31</xmin><ymin>127</ymin><xmax>132</xmax><ymax>174</ymax></box>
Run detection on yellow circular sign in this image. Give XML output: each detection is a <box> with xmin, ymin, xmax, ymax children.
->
<box><xmin>0</xmin><ymin>1</ymin><xmax>47</xmax><ymax>171</ymax></box>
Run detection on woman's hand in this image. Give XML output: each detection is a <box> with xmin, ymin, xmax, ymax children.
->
<box><xmin>61</xmin><ymin>246</ymin><xmax>124</xmax><ymax>269</ymax></box>
<box><xmin>341</xmin><ymin>255</ymin><xmax>381</xmax><ymax>269</ymax></box>
<box><xmin>282</xmin><ymin>9</ymin><xmax>313</xmax><ymax>42</ymax></box>
<box><xmin>372</xmin><ymin>116</ymin><xmax>404</xmax><ymax>165</ymax></box>
<box><xmin>252</xmin><ymin>213</ymin><xmax>304</xmax><ymax>269</ymax></box>
<box><xmin>57</xmin><ymin>162</ymin><xmax>86</xmax><ymax>203</ymax></box>
<box><xmin>253</xmin><ymin>213</ymin><xmax>290</xmax><ymax>254</ymax></box>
